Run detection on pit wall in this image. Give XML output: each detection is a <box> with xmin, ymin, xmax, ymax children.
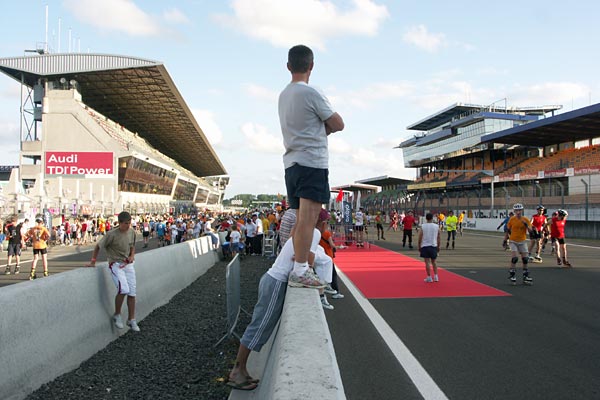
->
<box><xmin>0</xmin><ymin>236</ymin><xmax>219</xmax><ymax>400</ymax></box>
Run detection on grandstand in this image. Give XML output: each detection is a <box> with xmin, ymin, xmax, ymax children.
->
<box><xmin>0</xmin><ymin>53</ymin><xmax>228</xmax><ymax>218</ymax></box>
<box><xmin>363</xmin><ymin>101</ymin><xmax>600</xmax><ymax>220</ymax></box>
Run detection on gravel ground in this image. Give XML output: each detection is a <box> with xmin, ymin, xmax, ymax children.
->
<box><xmin>27</xmin><ymin>254</ymin><xmax>269</xmax><ymax>400</ymax></box>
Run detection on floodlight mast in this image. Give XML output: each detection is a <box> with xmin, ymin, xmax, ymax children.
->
<box><xmin>432</xmin><ymin>169</ymin><xmax>495</xmax><ymax>217</ymax></box>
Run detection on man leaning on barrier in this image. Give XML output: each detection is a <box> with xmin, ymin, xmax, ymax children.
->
<box><xmin>87</xmin><ymin>211</ymin><xmax>140</xmax><ymax>332</ymax></box>
<box><xmin>226</xmin><ymin>215</ymin><xmax>327</xmax><ymax>391</ymax></box>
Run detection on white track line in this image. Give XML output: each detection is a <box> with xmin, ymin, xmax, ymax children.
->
<box><xmin>336</xmin><ymin>268</ymin><xmax>449</xmax><ymax>400</ymax></box>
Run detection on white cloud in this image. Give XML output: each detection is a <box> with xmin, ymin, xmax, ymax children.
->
<box><xmin>214</xmin><ymin>0</ymin><xmax>389</xmax><ymax>50</ymax></box>
<box><xmin>240</xmin><ymin>122</ymin><xmax>284</xmax><ymax>153</ymax></box>
<box><xmin>192</xmin><ymin>109</ymin><xmax>224</xmax><ymax>147</ymax></box>
<box><xmin>402</xmin><ymin>25</ymin><xmax>447</xmax><ymax>53</ymax></box>
<box><xmin>373</xmin><ymin>137</ymin><xmax>401</xmax><ymax>148</ymax></box>
<box><xmin>64</xmin><ymin>0</ymin><xmax>165</xmax><ymax>37</ymax></box>
<box><xmin>506</xmin><ymin>82</ymin><xmax>590</xmax><ymax>107</ymax></box>
<box><xmin>329</xmin><ymin>148</ymin><xmax>413</xmax><ymax>187</ymax></box>
<box><xmin>332</xmin><ymin>81</ymin><xmax>414</xmax><ymax>109</ymax></box>
<box><xmin>328</xmin><ymin>136</ymin><xmax>352</xmax><ymax>154</ymax></box>
<box><xmin>243</xmin><ymin>83</ymin><xmax>279</xmax><ymax>102</ymax></box>
<box><xmin>163</xmin><ymin>8</ymin><xmax>190</xmax><ymax>25</ymax></box>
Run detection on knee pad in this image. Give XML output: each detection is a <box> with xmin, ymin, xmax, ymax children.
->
<box><xmin>511</xmin><ymin>257</ymin><xmax>519</xmax><ymax>264</ymax></box>
<box><xmin>522</xmin><ymin>257</ymin><xmax>529</xmax><ymax>265</ymax></box>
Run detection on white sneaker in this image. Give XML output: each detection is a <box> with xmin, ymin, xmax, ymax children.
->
<box><xmin>433</xmin><ymin>275</ymin><xmax>439</xmax><ymax>282</ymax></box>
<box><xmin>127</xmin><ymin>319</ymin><xmax>141</xmax><ymax>332</ymax></box>
<box><xmin>288</xmin><ymin>269</ymin><xmax>326</xmax><ymax>289</ymax></box>
<box><xmin>324</xmin><ymin>285</ymin><xmax>337</xmax><ymax>295</ymax></box>
<box><xmin>332</xmin><ymin>293</ymin><xmax>345</xmax><ymax>299</ymax></box>
<box><xmin>424</xmin><ymin>276</ymin><xmax>433</xmax><ymax>283</ymax></box>
<box><xmin>113</xmin><ymin>314</ymin><xmax>124</xmax><ymax>329</ymax></box>
<box><xmin>321</xmin><ymin>296</ymin><xmax>334</xmax><ymax>310</ymax></box>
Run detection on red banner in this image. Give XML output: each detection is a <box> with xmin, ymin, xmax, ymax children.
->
<box><xmin>574</xmin><ymin>166</ymin><xmax>600</xmax><ymax>175</ymax></box>
<box><xmin>544</xmin><ymin>169</ymin><xmax>567</xmax><ymax>178</ymax></box>
<box><xmin>45</xmin><ymin>152</ymin><xmax>113</xmax><ymax>176</ymax></box>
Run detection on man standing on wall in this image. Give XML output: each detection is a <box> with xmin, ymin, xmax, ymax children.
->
<box><xmin>278</xmin><ymin>44</ymin><xmax>345</xmax><ymax>287</ymax></box>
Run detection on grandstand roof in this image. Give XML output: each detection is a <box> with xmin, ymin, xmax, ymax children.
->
<box><xmin>330</xmin><ymin>183</ymin><xmax>380</xmax><ymax>192</ymax></box>
<box><xmin>407</xmin><ymin>102</ymin><xmax>561</xmax><ymax>132</ymax></box>
<box><xmin>0</xmin><ymin>53</ymin><xmax>226</xmax><ymax>177</ymax></box>
<box><xmin>481</xmin><ymin>102</ymin><xmax>600</xmax><ymax>146</ymax></box>
<box><xmin>355</xmin><ymin>175</ymin><xmax>412</xmax><ymax>187</ymax></box>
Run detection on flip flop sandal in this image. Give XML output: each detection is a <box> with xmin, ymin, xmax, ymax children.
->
<box><xmin>226</xmin><ymin>380</ymin><xmax>258</xmax><ymax>391</ymax></box>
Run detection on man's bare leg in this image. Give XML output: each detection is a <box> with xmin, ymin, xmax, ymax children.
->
<box><xmin>228</xmin><ymin>344</ymin><xmax>258</xmax><ymax>388</ymax></box>
<box><xmin>292</xmin><ymin>198</ymin><xmax>322</xmax><ymax>265</ymax></box>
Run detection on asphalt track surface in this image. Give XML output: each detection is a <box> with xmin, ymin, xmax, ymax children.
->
<box><xmin>326</xmin><ymin>228</ymin><xmax>600</xmax><ymax>400</ymax></box>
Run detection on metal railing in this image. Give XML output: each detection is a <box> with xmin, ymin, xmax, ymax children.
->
<box><xmin>214</xmin><ymin>254</ymin><xmax>250</xmax><ymax>347</ymax></box>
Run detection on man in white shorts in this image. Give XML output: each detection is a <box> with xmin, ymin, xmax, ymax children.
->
<box><xmin>87</xmin><ymin>211</ymin><xmax>140</xmax><ymax>331</ymax></box>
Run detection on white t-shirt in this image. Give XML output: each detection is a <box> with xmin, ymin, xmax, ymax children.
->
<box><xmin>245</xmin><ymin>222</ymin><xmax>256</xmax><ymax>238</ymax></box>
<box><xmin>230</xmin><ymin>230</ymin><xmax>241</xmax><ymax>244</ymax></box>
<box><xmin>355</xmin><ymin>211</ymin><xmax>364</xmax><ymax>226</ymax></box>
<box><xmin>254</xmin><ymin>219</ymin><xmax>263</xmax><ymax>234</ymax></box>
<box><xmin>267</xmin><ymin>228</ymin><xmax>321</xmax><ymax>282</ymax></box>
<box><xmin>278</xmin><ymin>82</ymin><xmax>335</xmax><ymax>170</ymax></box>
<box><xmin>420</xmin><ymin>222</ymin><xmax>439</xmax><ymax>247</ymax></box>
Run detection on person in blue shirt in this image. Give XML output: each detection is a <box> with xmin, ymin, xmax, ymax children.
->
<box><xmin>497</xmin><ymin>211</ymin><xmax>514</xmax><ymax>250</ymax></box>
<box><xmin>155</xmin><ymin>220</ymin><xmax>166</xmax><ymax>247</ymax></box>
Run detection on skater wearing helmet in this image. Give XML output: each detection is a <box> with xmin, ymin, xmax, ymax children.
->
<box><xmin>503</xmin><ymin>203</ymin><xmax>533</xmax><ymax>285</ymax></box>
<box><xmin>546</xmin><ymin>209</ymin><xmax>572</xmax><ymax>267</ymax></box>
<box><xmin>528</xmin><ymin>205</ymin><xmax>547</xmax><ymax>263</ymax></box>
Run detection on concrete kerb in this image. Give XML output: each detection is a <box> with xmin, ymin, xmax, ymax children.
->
<box><xmin>230</xmin><ymin>287</ymin><xmax>346</xmax><ymax>400</ymax></box>
<box><xmin>0</xmin><ymin>236</ymin><xmax>219</xmax><ymax>400</ymax></box>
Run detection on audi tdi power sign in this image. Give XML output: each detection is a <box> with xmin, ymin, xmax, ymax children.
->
<box><xmin>45</xmin><ymin>151</ymin><xmax>114</xmax><ymax>177</ymax></box>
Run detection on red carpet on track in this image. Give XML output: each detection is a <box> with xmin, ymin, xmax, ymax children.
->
<box><xmin>335</xmin><ymin>244</ymin><xmax>510</xmax><ymax>299</ymax></box>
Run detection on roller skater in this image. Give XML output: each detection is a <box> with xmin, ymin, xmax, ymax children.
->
<box><xmin>504</xmin><ymin>204</ymin><xmax>533</xmax><ymax>286</ymax></box>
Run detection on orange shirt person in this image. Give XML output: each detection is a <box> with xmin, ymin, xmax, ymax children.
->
<box><xmin>504</xmin><ymin>203</ymin><xmax>533</xmax><ymax>286</ymax></box>
<box><xmin>27</xmin><ymin>218</ymin><xmax>51</xmax><ymax>280</ymax></box>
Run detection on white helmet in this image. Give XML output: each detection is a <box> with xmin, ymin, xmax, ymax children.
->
<box><xmin>513</xmin><ymin>203</ymin><xmax>524</xmax><ymax>210</ymax></box>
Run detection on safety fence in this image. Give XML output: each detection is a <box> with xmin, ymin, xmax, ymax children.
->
<box><xmin>215</xmin><ymin>254</ymin><xmax>249</xmax><ymax>347</ymax></box>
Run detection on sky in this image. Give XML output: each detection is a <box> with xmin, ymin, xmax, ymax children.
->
<box><xmin>1</xmin><ymin>0</ymin><xmax>599</xmax><ymax>198</ymax></box>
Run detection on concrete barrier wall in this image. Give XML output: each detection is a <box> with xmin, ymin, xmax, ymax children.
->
<box><xmin>230</xmin><ymin>287</ymin><xmax>345</xmax><ymax>400</ymax></box>
<box><xmin>0</xmin><ymin>236</ymin><xmax>219</xmax><ymax>400</ymax></box>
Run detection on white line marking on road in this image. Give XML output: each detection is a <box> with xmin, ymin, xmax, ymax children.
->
<box><xmin>336</xmin><ymin>268</ymin><xmax>449</xmax><ymax>400</ymax></box>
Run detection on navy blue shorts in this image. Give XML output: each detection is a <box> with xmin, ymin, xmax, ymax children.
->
<box><xmin>285</xmin><ymin>164</ymin><xmax>330</xmax><ymax>209</ymax></box>
<box><xmin>420</xmin><ymin>246</ymin><xmax>438</xmax><ymax>260</ymax></box>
